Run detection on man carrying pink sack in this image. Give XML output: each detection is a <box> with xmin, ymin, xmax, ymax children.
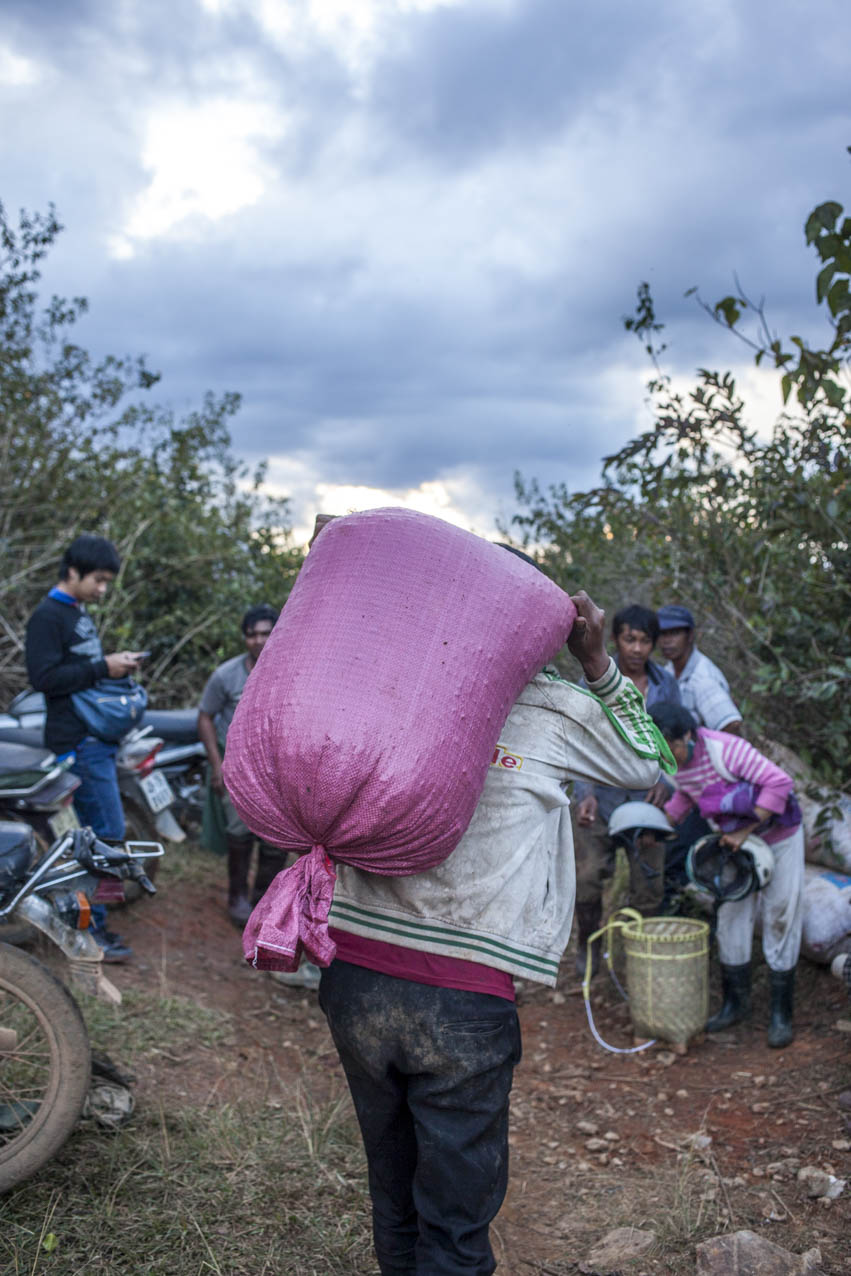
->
<box><xmin>224</xmin><ymin>512</ymin><xmax>674</xmax><ymax>1275</ymax></box>
<box><xmin>320</xmin><ymin>589</ymin><xmax>673</xmax><ymax>1276</ymax></box>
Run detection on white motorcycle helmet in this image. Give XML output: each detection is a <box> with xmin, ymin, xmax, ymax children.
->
<box><xmin>607</xmin><ymin>801</ymin><xmax>676</xmax><ymax>842</ymax></box>
<box><xmin>686</xmin><ymin>833</ymin><xmax>774</xmax><ymax>902</ymax></box>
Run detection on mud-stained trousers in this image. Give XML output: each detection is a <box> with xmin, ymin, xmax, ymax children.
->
<box><xmin>572</xmin><ymin>809</ymin><xmax>667</xmax><ymax>916</ymax></box>
<box><xmin>716</xmin><ymin>825</ymin><xmax>805</xmax><ymax>971</ymax></box>
<box><xmin>319</xmin><ymin>960</ymin><xmax>522</xmax><ymax>1276</ymax></box>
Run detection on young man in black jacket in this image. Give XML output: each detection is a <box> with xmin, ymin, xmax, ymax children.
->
<box><xmin>25</xmin><ymin>534</ymin><xmax>145</xmax><ymax>960</ymax></box>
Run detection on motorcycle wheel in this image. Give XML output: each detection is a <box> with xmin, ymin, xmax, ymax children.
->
<box><xmin>0</xmin><ymin>942</ymin><xmax>91</xmax><ymax>1193</ymax></box>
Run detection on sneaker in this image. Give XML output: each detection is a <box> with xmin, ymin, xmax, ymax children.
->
<box><xmin>228</xmin><ymin>894</ymin><xmax>252</xmax><ymax>927</ymax></box>
<box><xmin>270</xmin><ymin>961</ymin><xmax>322</xmax><ymax>990</ymax></box>
<box><xmin>91</xmin><ymin>926</ymin><xmax>133</xmax><ymax>963</ymax></box>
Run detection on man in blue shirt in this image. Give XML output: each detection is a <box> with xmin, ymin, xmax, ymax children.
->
<box><xmin>26</xmin><ymin>534</ymin><xmax>145</xmax><ymax>960</ymax></box>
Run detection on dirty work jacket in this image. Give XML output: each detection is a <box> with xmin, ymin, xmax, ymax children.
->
<box><xmin>330</xmin><ymin>659</ymin><xmax>669</xmax><ymax>986</ymax></box>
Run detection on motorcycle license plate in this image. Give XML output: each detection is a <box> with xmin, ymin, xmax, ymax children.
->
<box><xmin>49</xmin><ymin>804</ymin><xmax>81</xmax><ymax>839</ymax></box>
<box><xmin>139</xmin><ymin>771</ymin><xmax>174</xmax><ymax>814</ymax></box>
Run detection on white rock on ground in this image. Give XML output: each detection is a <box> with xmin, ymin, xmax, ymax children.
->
<box><xmin>579</xmin><ymin>1226</ymin><xmax>655</xmax><ymax>1273</ymax></box>
<box><xmin>797</xmin><ymin>1165</ymin><xmax>846</xmax><ymax>1200</ymax></box>
<box><xmin>696</xmin><ymin>1229</ymin><xmax>822</xmax><ymax>1275</ymax></box>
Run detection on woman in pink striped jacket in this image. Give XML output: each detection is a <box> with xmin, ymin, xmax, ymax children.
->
<box><xmin>650</xmin><ymin>704</ymin><xmax>804</xmax><ymax>1049</ymax></box>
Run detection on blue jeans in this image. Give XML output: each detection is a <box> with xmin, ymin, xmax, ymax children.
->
<box><xmin>319</xmin><ymin>961</ymin><xmax>521</xmax><ymax>1275</ymax></box>
<box><xmin>70</xmin><ymin>737</ymin><xmax>125</xmax><ymax>933</ymax></box>
<box><xmin>70</xmin><ymin>736</ymin><xmax>125</xmax><ymax>840</ymax></box>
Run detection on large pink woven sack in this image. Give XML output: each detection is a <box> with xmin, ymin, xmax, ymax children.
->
<box><xmin>224</xmin><ymin>507</ymin><xmax>576</xmax><ymax>971</ymax></box>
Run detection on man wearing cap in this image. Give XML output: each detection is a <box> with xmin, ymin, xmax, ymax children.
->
<box><xmin>657</xmin><ymin>605</ymin><xmax>743</xmax><ymax>735</ymax></box>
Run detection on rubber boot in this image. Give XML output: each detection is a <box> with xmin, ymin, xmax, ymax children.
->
<box><xmin>227</xmin><ymin>837</ymin><xmax>253</xmax><ymax>927</ymax></box>
<box><xmin>574</xmin><ymin>900</ymin><xmax>603</xmax><ymax>980</ymax></box>
<box><xmin>767</xmin><ymin>968</ymin><xmax>795</xmax><ymax>1049</ymax></box>
<box><xmin>706</xmin><ymin>961</ymin><xmax>752</xmax><ymax>1032</ymax></box>
<box><xmin>252</xmin><ymin>843</ymin><xmax>287</xmax><ymax>906</ymax></box>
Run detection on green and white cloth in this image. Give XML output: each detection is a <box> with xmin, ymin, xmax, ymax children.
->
<box><xmin>331</xmin><ymin>658</ymin><xmax>674</xmax><ymax>986</ymax></box>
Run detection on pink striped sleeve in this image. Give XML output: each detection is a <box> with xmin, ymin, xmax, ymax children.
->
<box><xmin>719</xmin><ymin>736</ymin><xmax>793</xmax><ymax>815</ymax></box>
<box><xmin>665</xmin><ymin>790</ymin><xmax>694</xmax><ymax>825</ymax></box>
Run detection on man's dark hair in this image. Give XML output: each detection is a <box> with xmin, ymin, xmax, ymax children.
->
<box><xmin>612</xmin><ymin>603</ymin><xmax>659</xmax><ymax>644</ymax></box>
<box><xmin>241</xmin><ymin>604</ymin><xmax>279</xmax><ymax>634</ymax></box>
<box><xmin>649</xmin><ymin>702</ymin><xmax>697</xmax><ymax>741</ymax></box>
<box><xmin>59</xmin><ymin>534</ymin><xmax>121</xmax><ymax>580</ymax></box>
<box><xmin>495</xmin><ymin>543</ymin><xmax>544</xmax><ymax>572</ymax></box>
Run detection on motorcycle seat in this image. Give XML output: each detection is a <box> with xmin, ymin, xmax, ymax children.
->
<box><xmin>140</xmin><ymin>709</ymin><xmax>199</xmax><ymax>743</ymax></box>
<box><xmin>0</xmin><ymin>739</ymin><xmax>53</xmax><ymax>777</ymax></box>
<box><xmin>0</xmin><ymin>823</ymin><xmax>36</xmax><ymax>892</ymax></box>
<box><xmin>0</xmin><ymin>726</ymin><xmax>46</xmax><ymax>750</ymax></box>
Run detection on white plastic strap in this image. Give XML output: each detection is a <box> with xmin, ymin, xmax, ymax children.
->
<box><xmin>580</xmin><ymin>909</ymin><xmax>657</xmax><ymax>1055</ymax></box>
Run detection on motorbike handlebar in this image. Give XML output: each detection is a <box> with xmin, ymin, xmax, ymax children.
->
<box><xmin>123</xmin><ymin>859</ymin><xmax>157</xmax><ymax>896</ymax></box>
<box><xmin>0</xmin><ymin>826</ymin><xmax>164</xmax><ymax>920</ymax></box>
<box><xmin>74</xmin><ymin>828</ymin><xmax>164</xmax><ymax>882</ymax></box>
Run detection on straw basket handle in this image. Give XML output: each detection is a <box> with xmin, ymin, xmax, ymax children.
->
<box><xmin>580</xmin><ymin>907</ymin><xmax>657</xmax><ymax>1055</ymax></box>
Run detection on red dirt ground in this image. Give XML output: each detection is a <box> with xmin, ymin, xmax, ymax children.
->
<box><xmin>111</xmin><ymin>855</ymin><xmax>851</xmax><ymax>1275</ymax></box>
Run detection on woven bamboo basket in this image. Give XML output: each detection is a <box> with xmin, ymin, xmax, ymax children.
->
<box><xmin>620</xmin><ymin>912</ymin><xmax>709</xmax><ymax>1046</ymax></box>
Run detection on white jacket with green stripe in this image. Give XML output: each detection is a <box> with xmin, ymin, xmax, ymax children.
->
<box><xmin>330</xmin><ymin>658</ymin><xmax>672</xmax><ymax>986</ymax></box>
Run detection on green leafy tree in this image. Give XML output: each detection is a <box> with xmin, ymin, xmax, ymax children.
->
<box><xmin>514</xmin><ymin>161</ymin><xmax>850</xmax><ymax>785</ymax></box>
<box><xmin>0</xmin><ymin>201</ymin><xmax>303</xmax><ymax>707</ymax></box>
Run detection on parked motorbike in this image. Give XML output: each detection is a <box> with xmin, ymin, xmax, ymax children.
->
<box><xmin>0</xmin><ymin>822</ymin><xmax>163</xmax><ymax>1192</ymax></box>
<box><xmin>0</xmin><ymin>741</ymin><xmax>82</xmax><ymax>945</ymax></box>
<box><xmin>0</xmin><ymin>690</ymin><xmax>191</xmax><ymax>843</ymax></box>
<box><xmin>0</xmin><ymin>740</ymin><xmax>81</xmax><ymax>845</ymax></box>
<box><xmin>116</xmin><ymin>726</ymin><xmax>185</xmax><ymax>844</ymax></box>
<box><xmin>137</xmin><ymin>709</ymin><xmax>206</xmax><ymax>837</ymax></box>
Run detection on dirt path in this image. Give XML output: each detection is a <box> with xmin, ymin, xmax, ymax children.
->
<box><xmin>112</xmin><ymin>854</ymin><xmax>851</xmax><ymax>1274</ymax></box>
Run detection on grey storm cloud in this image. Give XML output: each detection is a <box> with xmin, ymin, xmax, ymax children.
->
<box><xmin>64</xmin><ymin>222</ymin><xmax>631</xmax><ymax>502</ymax></box>
<box><xmin>364</xmin><ymin>0</ymin><xmax>848</xmax><ymax>175</ymax></box>
<box><xmin>367</xmin><ymin>0</ymin><xmax>670</xmax><ymax>162</ymax></box>
<box><xmin>2</xmin><ymin>0</ymin><xmax>850</xmax><ymax>534</ymax></box>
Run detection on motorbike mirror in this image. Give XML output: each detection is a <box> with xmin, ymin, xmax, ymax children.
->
<box><xmin>122</xmin><ymin>841</ymin><xmax>165</xmax><ymax>858</ymax></box>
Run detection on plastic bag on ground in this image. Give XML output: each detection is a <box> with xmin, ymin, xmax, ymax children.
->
<box><xmin>759</xmin><ymin>739</ymin><xmax>851</xmax><ymax>873</ymax></box>
<box><xmin>800</xmin><ymin>865</ymin><xmax>851</xmax><ymax>964</ymax></box>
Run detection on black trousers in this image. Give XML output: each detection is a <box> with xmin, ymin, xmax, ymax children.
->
<box><xmin>319</xmin><ymin>960</ymin><xmax>522</xmax><ymax>1275</ymax></box>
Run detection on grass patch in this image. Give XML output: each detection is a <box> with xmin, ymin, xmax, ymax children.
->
<box><xmin>80</xmin><ymin>986</ymin><xmax>235</xmax><ymax>1057</ymax></box>
<box><xmin>154</xmin><ymin>840</ymin><xmax>222</xmax><ymax>891</ymax></box>
<box><xmin>0</xmin><ymin>933</ymin><xmax>373</xmax><ymax>1275</ymax></box>
<box><xmin>649</xmin><ymin>1139</ymin><xmax>729</xmax><ymax>1252</ymax></box>
<box><xmin>0</xmin><ymin>1090</ymin><xmax>372</xmax><ymax>1275</ymax></box>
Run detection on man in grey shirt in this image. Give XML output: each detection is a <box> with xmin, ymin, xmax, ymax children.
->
<box><xmin>198</xmin><ymin>605</ymin><xmax>280</xmax><ymax>925</ymax></box>
<box><xmin>657</xmin><ymin>605</ymin><xmax>743</xmax><ymax>734</ymax></box>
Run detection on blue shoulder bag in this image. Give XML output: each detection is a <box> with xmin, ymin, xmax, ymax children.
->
<box><xmin>71</xmin><ymin>677</ymin><xmax>149</xmax><ymax>743</ymax></box>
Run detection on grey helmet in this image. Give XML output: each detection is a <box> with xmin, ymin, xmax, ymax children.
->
<box><xmin>607</xmin><ymin>801</ymin><xmax>676</xmax><ymax>842</ymax></box>
<box><xmin>686</xmin><ymin>833</ymin><xmax>774</xmax><ymax>902</ymax></box>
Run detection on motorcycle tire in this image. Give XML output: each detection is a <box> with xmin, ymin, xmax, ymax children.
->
<box><xmin>0</xmin><ymin>942</ymin><xmax>91</xmax><ymax>1193</ymax></box>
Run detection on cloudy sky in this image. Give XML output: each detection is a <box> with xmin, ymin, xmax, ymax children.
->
<box><xmin>1</xmin><ymin>0</ymin><xmax>848</xmax><ymax>543</ymax></box>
